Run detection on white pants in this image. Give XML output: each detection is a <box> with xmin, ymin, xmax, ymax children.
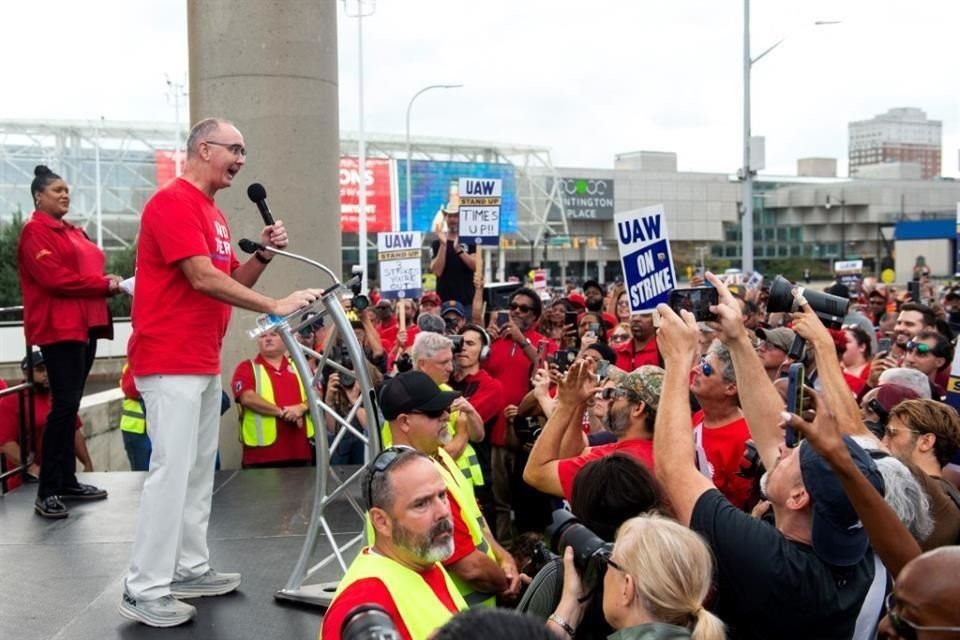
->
<box><xmin>125</xmin><ymin>374</ymin><xmax>221</xmax><ymax>601</ymax></box>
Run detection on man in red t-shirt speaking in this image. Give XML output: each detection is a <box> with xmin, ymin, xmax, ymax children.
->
<box><xmin>120</xmin><ymin>117</ymin><xmax>321</xmax><ymax>628</ymax></box>
<box><xmin>320</xmin><ymin>448</ymin><xmax>467</xmax><ymax>640</ymax></box>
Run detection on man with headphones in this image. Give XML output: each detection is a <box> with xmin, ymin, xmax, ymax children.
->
<box><xmin>452</xmin><ymin>324</ymin><xmax>505</xmax><ymax>529</ymax></box>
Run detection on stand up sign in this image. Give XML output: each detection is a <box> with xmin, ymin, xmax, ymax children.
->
<box><xmin>459</xmin><ymin>178</ymin><xmax>501</xmax><ymax>246</ymax></box>
<box><xmin>378</xmin><ymin>232</ymin><xmax>423</xmax><ymax>300</ymax></box>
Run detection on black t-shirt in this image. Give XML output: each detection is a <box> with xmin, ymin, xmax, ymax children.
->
<box><xmin>430</xmin><ymin>239</ymin><xmax>476</xmax><ymax>305</ymax></box>
<box><xmin>690</xmin><ymin>489</ymin><xmax>874</xmax><ymax>640</ymax></box>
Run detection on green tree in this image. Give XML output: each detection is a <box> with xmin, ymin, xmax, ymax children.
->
<box><xmin>0</xmin><ymin>209</ymin><xmax>24</xmax><ymax>315</ymax></box>
<box><xmin>106</xmin><ymin>243</ymin><xmax>137</xmax><ymax>318</ymax></box>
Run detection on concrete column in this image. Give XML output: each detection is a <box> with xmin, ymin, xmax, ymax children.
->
<box><xmin>189</xmin><ymin>0</ymin><xmax>340</xmax><ymax>468</ymax></box>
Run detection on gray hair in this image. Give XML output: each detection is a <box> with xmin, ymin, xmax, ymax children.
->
<box><xmin>707</xmin><ymin>341</ymin><xmax>737</xmax><ymax>384</ymax></box>
<box><xmin>185</xmin><ymin>117</ymin><xmax>234</xmax><ymax>157</ymax></box>
<box><xmin>850</xmin><ymin>435</ymin><xmax>934</xmax><ymax>543</ymax></box>
<box><xmin>412</xmin><ymin>331</ymin><xmax>453</xmax><ymax>364</ymax></box>
<box><xmin>878</xmin><ymin>368</ymin><xmax>932</xmax><ymax>399</ymax></box>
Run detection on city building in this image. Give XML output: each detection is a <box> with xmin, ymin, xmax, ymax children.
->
<box><xmin>848</xmin><ymin>107</ymin><xmax>942</xmax><ymax>180</ymax></box>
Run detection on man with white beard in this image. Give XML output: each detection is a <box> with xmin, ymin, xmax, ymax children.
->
<box><xmin>320</xmin><ymin>448</ymin><xmax>466</xmax><ymax>639</ymax></box>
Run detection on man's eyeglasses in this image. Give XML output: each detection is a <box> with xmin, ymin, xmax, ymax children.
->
<box><xmin>905</xmin><ymin>341</ymin><xmax>934</xmax><ymax>355</ymax></box>
<box><xmin>365</xmin><ymin>446</ymin><xmax>406</xmax><ymax>509</ymax></box>
<box><xmin>204</xmin><ymin>140</ymin><xmax>247</xmax><ymax>157</ymax></box>
<box><xmin>884</xmin><ymin>424</ymin><xmax>924</xmax><ymax>439</ymax></box>
<box><xmin>698</xmin><ymin>357</ymin><xmax>714</xmax><ymax>377</ymax></box>
<box><xmin>885</xmin><ymin>592</ymin><xmax>960</xmax><ymax>640</ymax></box>
<box><xmin>509</xmin><ymin>303</ymin><xmax>535</xmax><ymax>314</ymax></box>
<box><xmin>409</xmin><ymin>408</ymin><xmax>449</xmax><ymax>420</ymax></box>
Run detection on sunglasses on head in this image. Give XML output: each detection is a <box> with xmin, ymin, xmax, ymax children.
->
<box><xmin>885</xmin><ymin>592</ymin><xmax>960</xmax><ymax>640</ymax></box>
<box><xmin>509</xmin><ymin>303</ymin><xmax>534</xmax><ymax>314</ymax></box>
<box><xmin>365</xmin><ymin>447</ymin><xmax>406</xmax><ymax>509</ymax></box>
<box><xmin>905</xmin><ymin>341</ymin><xmax>934</xmax><ymax>355</ymax></box>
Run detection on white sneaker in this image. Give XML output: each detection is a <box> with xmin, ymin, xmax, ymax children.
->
<box><xmin>170</xmin><ymin>569</ymin><xmax>242</xmax><ymax>598</ymax></box>
<box><xmin>119</xmin><ymin>591</ymin><xmax>196</xmax><ymax>628</ymax></box>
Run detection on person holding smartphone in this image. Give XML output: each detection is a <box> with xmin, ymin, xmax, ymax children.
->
<box><xmin>483</xmin><ymin>288</ymin><xmax>556</xmax><ymax>543</ymax></box>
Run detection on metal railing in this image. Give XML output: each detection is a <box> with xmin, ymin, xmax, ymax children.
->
<box><xmin>0</xmin><ymin>305</ymin><xmax>36</xmax><ymax>495</ymax></box>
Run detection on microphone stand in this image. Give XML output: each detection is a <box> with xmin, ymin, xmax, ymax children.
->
<box><xmin>238</xmin><ymin>238</ymin><xmax>382</xmax><ymax>607</ymax></box>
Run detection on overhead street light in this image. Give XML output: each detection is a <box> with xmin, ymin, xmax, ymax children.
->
<box><xmin>405</xmin><ymin>84</ymin><xmax>464</xmax><ymax>232</ymax></box>
<box><xmin>740</xmin><ymin>2</ymin><xmax>840</xmax><ymax>273</ymax></box>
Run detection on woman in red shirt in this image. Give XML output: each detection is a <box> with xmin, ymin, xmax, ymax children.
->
<box><xmin>17</xmin><ymin>165</ymin><xmax>121</xmax><ymax>519</ymax></box>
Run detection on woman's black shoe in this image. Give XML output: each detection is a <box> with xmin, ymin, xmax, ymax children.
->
<box><xmin>59</xmin><ymin>483</ymin><xmax>108</xmax><ymax>501</ymax></box>
<box><xmin>35</xmin><ymin>496</ymin><xmax>69</xmax><ymax>519</ymax></box>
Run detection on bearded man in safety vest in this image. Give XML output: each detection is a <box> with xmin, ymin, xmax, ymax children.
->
<box><xmin>231</xmin><ymin>330</ymin><xmax>314</xmax><ymax>468</ymax></box>
<box><xmin>320</xmin><ymin>448</ymin><xmax>467</xmax><ymax>640</ymax></box>
<box><xmin>379</xmin><ymin>371</ymin><xmax>521</xmax><ymax>609</ymax></box>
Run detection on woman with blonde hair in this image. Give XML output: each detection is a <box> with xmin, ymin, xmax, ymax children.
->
<box><xmin>549</xmin><ymin>514</ymin><xmax>725</xmax><ymax>640</ymax></box>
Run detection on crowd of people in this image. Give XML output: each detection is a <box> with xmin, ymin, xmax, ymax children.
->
<box><xmin>6</xmin><ymin>116</ymin><xmax>960</xmax><ymax>638</ymax></box>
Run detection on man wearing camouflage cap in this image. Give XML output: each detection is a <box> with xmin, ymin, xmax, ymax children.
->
<box><xmin>523</xmin><ymin>360</ymin><xmax>662</xmax><ymax>501</ymax></box>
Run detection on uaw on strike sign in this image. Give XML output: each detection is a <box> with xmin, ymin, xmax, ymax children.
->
<box><xmin>615</xmin><ymin>204</ymin><xmax>677</xmax><ymax>313</ymax></box>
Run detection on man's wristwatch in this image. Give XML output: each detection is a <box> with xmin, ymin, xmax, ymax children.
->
<box><xmin>254</xmin><ymin>251</ymin><xmax>272</xmax><ymax>265</ymax></box>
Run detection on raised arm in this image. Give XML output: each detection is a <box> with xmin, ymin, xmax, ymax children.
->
<box><xmin>653</xmin><ymin>304</ymin><xmax>716</xmax><ymax>526</ymax></box>
<box><xmin>705</xmin><ymin>272</ymin><xmax>785</xmax><ymax>471</ymax></box>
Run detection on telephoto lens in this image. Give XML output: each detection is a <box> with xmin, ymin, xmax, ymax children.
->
<box><xmin>341</xmin><ymin>604</ymin><xmax>401</xmax><ymax>640</ymax></box>
<box><xmin>544</xmin><ymin>510</ymin><xmax>613</xmax><ymax>595</ymax></box>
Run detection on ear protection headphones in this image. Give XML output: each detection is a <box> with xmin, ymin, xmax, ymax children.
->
<box><xmin>461</xmin><ymin>323</ymin><xmax>491</xmax><ymax>361</ymax></box>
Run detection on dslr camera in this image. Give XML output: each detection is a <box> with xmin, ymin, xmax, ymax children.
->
<box><xmin>341</xmin><ymin>604</ymin><xmax>400</xmax><ymax>640</ymax></box>
<box><xmin>545</xmin><ymin>509</ymin><xmax>613</xmax><ymax>596</ymax></box>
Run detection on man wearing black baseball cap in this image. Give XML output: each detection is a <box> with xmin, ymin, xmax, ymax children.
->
<box><xmin>380</xmin><ymin>372</ymin><xmax>521</xmax><ymax>608</ymax></box>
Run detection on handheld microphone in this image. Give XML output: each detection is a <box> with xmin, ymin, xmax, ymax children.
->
<box><xmin>246</xmin><ymin>183</ymin><xmax>275</xmax><ymax>226</ymax></box>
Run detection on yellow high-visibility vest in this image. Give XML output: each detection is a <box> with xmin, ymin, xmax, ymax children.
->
<box><xmin>240</xmin><ymin>359</ymin><xmax>315</xmax><ymax>446</ymax></box>
<box><xmin>119</xmin><ymin>398</ymin><xmax>146</xmax><ymax>434</ymax></box>
<box><xmin>324</xmin><ymin>548</ymin><xmax>467</xmax><ymax>640</ymax></box>
<box><xmin>381</xmin><ymin>383</ymin><xmax>484</xmax><ymax>488</ymax></box>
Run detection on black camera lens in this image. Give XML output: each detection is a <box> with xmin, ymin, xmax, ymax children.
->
<box><xmin>544</xmin><ymin>510</ymin><xmax>612</xmax><ymax>594</ymax></box>
<box><xmin>341</xmin><ymin>604</ymin><xmax>400</xmax><ymax>640</ymax></box>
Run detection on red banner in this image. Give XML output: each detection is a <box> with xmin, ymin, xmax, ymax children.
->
<box><xmin>340</xmin><ymin>157</ymin><xmax>393</xmax><ymax>233</ymax></box>
<box><xmin>154</xmin><ymin>150</ymin><xmax>186</xmax><ymax>187</ymax></box>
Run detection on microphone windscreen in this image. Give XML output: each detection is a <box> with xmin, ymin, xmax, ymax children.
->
<box><xmin>238</xmin><ymin>238</ymin><xmax>262</xmax><ymax>254</ymax></box>
<box><xmin>247</xmin><ymin>182</ymin><xmax>267</xmax><ymax>202</ymax></box>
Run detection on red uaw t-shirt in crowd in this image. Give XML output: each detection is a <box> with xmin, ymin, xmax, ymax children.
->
<box><xmin>556</xmin><ymin>439</ymin><xmax>655</xmax><ymax>501</ymax></box>
<box><xmin>319</xmin><ymin>549</ymin><xmax>462</xmax><ymax>640</ymax></box>
<box><xmin>231</xmin><ymin>356</ymin><xmax>314</xmax><ymax>466</ymax></box>
<box><xmin>482</xmin><ymin>329</ymin><xmax>555</xmax><ymax>445</ymax></box>
<box><xmin>128</xmin><ymin>178</ymin><xmax>240</xmax><ymax>376</ymax></box>
<box><xmin>613</xmin><ymin>337</ymin><xmax>660</xmax><ymax>372</ymax></box>
<box><xmin>691</xmin><ymin>410</ymin><xmax>754</xmax><ymax>509</ymax></box>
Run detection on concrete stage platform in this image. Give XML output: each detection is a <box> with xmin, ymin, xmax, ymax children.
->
<box><xmin>0</xmin><ymin>468</ymin><xmax>362</xmax><ymax>640</ymax></box>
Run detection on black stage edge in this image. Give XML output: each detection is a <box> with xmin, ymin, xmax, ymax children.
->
<box><xmin>0</xmin><ymin>468</ymin><xmax>363</xmax><ymax>640</ymax></box>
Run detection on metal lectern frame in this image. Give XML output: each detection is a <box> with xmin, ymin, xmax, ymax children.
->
<box><xmin>247</xmin><ymin>260</ymin><xmax>381</xmax><ymax>608</ymax></box>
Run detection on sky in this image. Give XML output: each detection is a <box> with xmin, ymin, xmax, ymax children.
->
<box><xmin>2</xmin><ymin>0</ymin><xmax>957</xmax><ymax>178</ymax></box>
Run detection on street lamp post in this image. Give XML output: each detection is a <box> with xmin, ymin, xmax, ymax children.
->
<box><xmin>405</xmin><ymin>84</ymin><xmax>463</xmax><ymax>232</ymax></box>
<box><xmin>741</xmin><ymin>1</ymin><xmax>840</xmax><ymax>273</ymax></box>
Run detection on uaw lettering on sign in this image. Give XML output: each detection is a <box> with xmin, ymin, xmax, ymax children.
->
<box><xmin>378</xmin><ymin>232</ymin><xmax>423</xmax><ymax>300</ymax></box>
<box><xmin>614</xmin><ymin>204</ymin><xmax>677</xmax><ymax>313</ymax></box>
<box><xmin>459</xmin><ymin>178</ymin><xmax>502</xmax><ymax>246</ymax></box>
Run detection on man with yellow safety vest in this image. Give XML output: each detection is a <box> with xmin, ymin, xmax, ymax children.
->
<box><xmin>230</xmin><ymin>331</ymin><xmax>314</xmax><ymax>468</ymax></box>
<box><xmin>320</xmin><ymin>447</ymin><xmax>466</xmax><ymax>640</ymax></box>
<box><xmin>379</xmin><ymin>371</ymin><xmax>521</xmax><ymax>609</ymax></box>
<box><xmin>381</xmin><ymin>332</ymin><xmax>485</xmax><ymax>485</ymax></box>
<box><xmin>119</xmin><ymin>363</ymin><xmax>151</xmax><ymax>471</ymax></box>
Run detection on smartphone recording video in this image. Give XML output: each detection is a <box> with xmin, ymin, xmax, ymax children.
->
<box><xmin>668</xmin><ymin>287</ymin><xmax>718</xmax><ymax>322</ymax></box>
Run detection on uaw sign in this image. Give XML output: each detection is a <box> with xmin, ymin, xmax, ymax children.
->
<box><xmin>378</xmin><ymin>232</ymin><xmax>423</xmax><ymax>300</ymax></box>
<box><xmin>615</xmin><ymin>204</ymin><xmax>677</xmax><ymax>313</ymax></box>
<box><xmin>548</xmin><ymin>177</ymin><xmax>615</xmax><ymax>220</ymax></box>
<box><xmin>459</xmin><ymin>177</ymin><xmax>501</xmax><ymax>246</ymax></box>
